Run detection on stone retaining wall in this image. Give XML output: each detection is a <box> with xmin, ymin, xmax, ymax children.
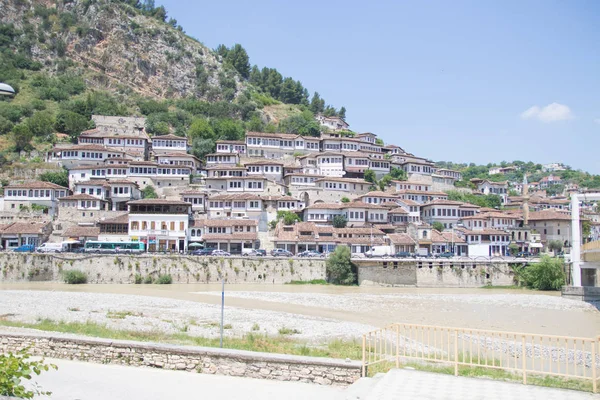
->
<box><xmin>357</xmin><ymin>259</ymin><xmax>516</xmax><ymax>287</ymax></box>
<box><xmin>0</xmin><ymin>332</ymin><xmax>361</xmax><ymax>386</ymax></box>
<box><xmin>0</xmin><ymin>253</ymin><xmax>326</xmax><ymax>284</ymax></box>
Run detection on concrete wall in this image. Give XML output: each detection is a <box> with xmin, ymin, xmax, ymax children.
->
<box><xmin>0</xmin><ymin>332</ymin><xmax>360</xmax><ymax>386</ymax></box>
<box><xmin>357</xmin><ymin>260</ymin><xmax>516</xmax><ymax>287</ymax></box>
<box><xmin>0</xmin><ymin>253</ymin><xmax>326</xmax><ymax>284</ymax></box>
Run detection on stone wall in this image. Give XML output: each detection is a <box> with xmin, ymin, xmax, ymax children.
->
<box><xmin>357</xmin><ymin>260</ymin><xmax>516</xmax><ymax>287</ymax></box>
<box><xmin>0</xmin><ymin>253</ymin><xmax>326</xmax><ymax>284</ymax></box>
<box><xmin>0</xmin><ymin>332</ymin><xmax>361</xmax><ymax>386</ymax></box>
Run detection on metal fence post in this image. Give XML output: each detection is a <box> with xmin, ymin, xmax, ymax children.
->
<box><xmin>396</xmin><ymin>324</ymin><xmax>400</xmax><ymax>368</ymax></box>
<box><xmin>362</xmin><ymin>335</ymin><xmax>366</xmax><ymax>377</ymax></box>
<box><xmin>454</xmin><ymin>330</ymin><xmax>459</xmax><ymax>376</ymax></box>
<box><xmin>521</xmin><ymin>336</ymin><xmax>527</xmax><ymax>385</ymax></box>
<box><xmin>593</xmin><ymin>337</ymin><xmax>597</xmax><ymax>394</ymax></box>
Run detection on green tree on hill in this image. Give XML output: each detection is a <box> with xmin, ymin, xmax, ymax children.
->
<box><xmin>332</xmin><ymin>215</ymin><xmax>347</xmax><ymax>228</ymax></box>
<box><xmin>39</xmin><ymin>169</ymin><xmax>68</xmax><ymax>188</ymax></box>
<box><xmin>141</xmin><ymin>185</ymin><xmax>158</xmax><ymax>199</ymax></box>
<box><xmin>432</xmin><ymin>221</ymin><xmax>444</xmax><ymax>232</ymax></box>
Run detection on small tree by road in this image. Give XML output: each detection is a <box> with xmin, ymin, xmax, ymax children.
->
<box><xmin>521</xmin><ymin>255</ymin><xmax>566</xmax><ymax>290</ymax></box>
<box><xmin>547</xmin><ymin>240</ymin><xmax>563</xmax><ymax>256</ymax></box>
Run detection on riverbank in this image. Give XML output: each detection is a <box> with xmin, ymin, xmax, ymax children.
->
<box><xmin>0</xmin><ymin>284</ymin><xmax>598</xmax><ymax>337</ymax></box>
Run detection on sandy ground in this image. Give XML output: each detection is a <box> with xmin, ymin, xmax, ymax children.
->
<box><xmin>0</xmin><ymin>283</ymin><xmax>598</xmax><ymax>338</ymax></box>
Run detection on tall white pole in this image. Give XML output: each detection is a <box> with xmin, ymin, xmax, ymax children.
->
<box><xmin>571</xmin><ymin>194</ymin><xmax>581</xmax><ymax>287</ymax></box>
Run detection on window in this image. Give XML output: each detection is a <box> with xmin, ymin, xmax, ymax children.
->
<box><xmin>170</xmin><ymin>221</ymin><xmax>175</xmax><ymax>231</ymax></box>
<box><xmin>180</xmin><ymin>222</ymin><xmax>184</xmax><ymax>231</ymax></box>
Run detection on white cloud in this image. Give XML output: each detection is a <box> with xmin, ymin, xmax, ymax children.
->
<box><xmin>520</xmin><ymin>102</ymin><xmax>573</xmax><ymax>122</ymax></box>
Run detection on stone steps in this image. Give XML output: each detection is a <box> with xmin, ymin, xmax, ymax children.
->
<box><xmin>340</xmin><ymin>373</ymin><xmax>385</xmax><ymax>400</ymax></box>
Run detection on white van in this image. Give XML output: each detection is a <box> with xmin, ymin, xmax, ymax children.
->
<box><xmin>364</xmin><ymin>246</ymin><xmax>394</xmax><ymax>258</ymax></box>
<box><xmin>37</xmin><ymin>242</ymin><xmax>68</xmax><ymax>253</ymax></box>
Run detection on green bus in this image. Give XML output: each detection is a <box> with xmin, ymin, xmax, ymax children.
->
<box><xmin>84</xmin><ymin>241</ymin><xmax>145</xmax><ymax>254</ymax></box>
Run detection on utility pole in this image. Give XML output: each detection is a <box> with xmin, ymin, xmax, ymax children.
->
<box><xmin>220</xmin><ymin>276</ymin><xmax>225</xmax><ymax>348</ymax></box>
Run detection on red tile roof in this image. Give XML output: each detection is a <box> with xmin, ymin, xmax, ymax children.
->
<box><xmin>6</xmin><ymin>181</ymin><xmax>68</xmax><ymax>190</ymax></box>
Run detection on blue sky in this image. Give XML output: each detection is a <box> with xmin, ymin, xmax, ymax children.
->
<box><xmin>158</xmin><ymin>0</ymin><xmax>600</xmax><ymax>174</ymax></box>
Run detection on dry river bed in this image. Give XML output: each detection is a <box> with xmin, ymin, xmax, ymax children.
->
<box><xmin>0</xmin><ymin>283</ymin><xmax>598</xmax><ymax>341</ymax></box>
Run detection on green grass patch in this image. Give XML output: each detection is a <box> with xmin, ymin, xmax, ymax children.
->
<box><xmin>287</xmin><ymin>279</ymin><xmax>328</xmax><ymax>285</ymax></box>
<box><xmin>0</xmin><ymin>319</ymin><xmax>361</xmax><ymax>360</ymax></box>
<box><xmin>481</xmin><ymin>285</ymin><xmax>524</xmax><ymax>290</ymax></box>
<box><xmin>278</xmin><ymin>326</ymin><xmax>301</xmax><ymax>335</ymax></box>
<box><xmin>0</xmin><ymin>319</ymin><xmax>591</xmax><ymax>393</ymax></box>
<box><xmin>106</xmin><ymin>310</ymin><xmax>143</xmax><ymax>319</ymax></box>
<box><xmin>365</xmin><ymin>359</ymin><xmax>593</xmax><ymax>392</ymax></box>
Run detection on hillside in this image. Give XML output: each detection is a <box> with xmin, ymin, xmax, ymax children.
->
<box><xmin>436</xmin><ymin>160</ymin><xmax>600</xmax><ymax>192</ymax></box>
<box><xmin>1</xmin><ymin>0</ymin><xmax>242</xmax><ymax>100</ymax></box>
<box><xmin>0</xmin><ymin>0</ymin><xmax>339</xmax><ymax>169</ymax></box>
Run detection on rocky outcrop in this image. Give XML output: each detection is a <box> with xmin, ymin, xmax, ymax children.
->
<box><xmin>1</xmin><ymin>0</ymin><xmax>242</xmax><ymax>100</ymax></box>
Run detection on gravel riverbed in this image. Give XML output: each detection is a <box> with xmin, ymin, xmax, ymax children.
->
<box><xmin>0</xmin><ymin>290</ymin><xmax>375</xmax><ymax>343</ymax></box>
<box><xmin>195</xmin><ymin>291</ymin><xmax>598</xmax><ymax>312</ymax></box>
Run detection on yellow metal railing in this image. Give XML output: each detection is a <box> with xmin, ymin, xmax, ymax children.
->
<box><xmin>362</xmin><ymin>323</ymin><xmax>600</xmax><ymax>393</ymax></box>
<box><xmin>583</xmin><ymin>241</ymin><xmax>600</xmax><ymax>251</ymax></box>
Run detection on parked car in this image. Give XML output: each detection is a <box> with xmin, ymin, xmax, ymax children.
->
<box><xmin>271</xmin><ymin>248</ymin><xmax>293</xmax><ymax>257</ymax></box>
<box><xmin>516</xmin><ymin>251</ymin><xmax>532</xmax><ymax>258</ymax></box>
<box><xmin>414</xmin><ymin>252</ymin><xmax>432</xmax><ymax>258</ymax></box>
<box><xmin>37</xmin><ymin>242</ymin><xmax>68</xmax><ymax>253</ymax></box>
<box><xmin>436</xmin><ymin>252</ymin><xmax>455</xmax><ymax>258</ymax></box>
<box><xmin>297</xmin><ymin>250</ymin><xmax>324</xmax><ymax>258</ymax></box>
<box><xmin>192</xmin><ymin>248</ymin><xmax>216</xmax><ymax>256</ymax></box>
<box><xmin>394</xmin><ymin>251</ymin><xmax>414</xmax><ymax>258</ymax></box>
<box><xmin>211</xmin><ymin>249</ymin><xmax>231</xmax><ymax>257</ymax></box>
<box><xmin>13</xmin><ymin>244</ymin><xmax>35</xmax><ymax>253</ymax></box>
<box><xmin>242</xmin><ymin>249</ymin><xmax>266</xmax><ymax>257</ymax></box>
<box><xmin>364</xmin><ymin>246</ymin><xmax>394</xmax><ymax>258</ymax></box>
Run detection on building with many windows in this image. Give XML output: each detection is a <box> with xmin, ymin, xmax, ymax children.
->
<box><xmin>127</xmin><ymin>199</ymin><xmax>191</xmax><ymax>252</ymax></box>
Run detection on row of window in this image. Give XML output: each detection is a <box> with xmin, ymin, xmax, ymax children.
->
<box><xmin>208</xmin><ymin>201</ymin><xmax>260</xmax><ymax>209</ymax></box>
<box><xmin>129</xmin><ymin>167</ymin><xmax>191</xmax><ymax>175</ymax></box>
<box><xmin>248</xmin><ymin>166</ymin><xmax>281</xmax><ymax>173</ymax></box>
<box><xmin>290</xmin><ymin>177</ymin><xmax>317</xmax><ymax>184</ymax></box>
<box><xmin>90</xmin><ymin>169</ymin><xmax>127</xmax><ymax>176</ymax></box>
<box><xmin>5</xmin><ymin>189</ymin><xmax>63</xmax><ymax>198</ymax></box>
<box><xmin>152</xmin><ymin>140</ymin><xmax>186</xmax><ymax>147</ymax></box>
<box><xmin>130</xmin><ymin>221</ymin><xmax>185</xmax><ymax>231</ymax></box>
<box><xmin>108</xmin><ymin>138</ymin><xmax>145</xmax><ymax>146</ymax></box>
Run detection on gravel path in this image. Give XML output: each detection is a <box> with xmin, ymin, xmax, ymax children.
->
<box><xmin>195</xmin><ymin>291</ymin><xmax>598</xmax><ymax>312</ymax></box>
<box><xmin>0</xmin><ymin>290</ymin><xmax>375</xmax><ymax>343</ymax></box>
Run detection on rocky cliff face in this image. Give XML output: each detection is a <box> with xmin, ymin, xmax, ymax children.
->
<box><xmin>1</xmin><ymin>0</ymin><xmax>242</xmax><ymax>100</ymax></box>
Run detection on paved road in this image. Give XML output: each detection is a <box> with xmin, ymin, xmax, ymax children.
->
<box><xmin>364</xmin><ymin>368</ymin><xmax>599</xmax><ymax>400</ymax></box>
<box><xmin>28</xmin><ymin>359</ymin><xmax>343</xmax><ymax>400</ymax></box>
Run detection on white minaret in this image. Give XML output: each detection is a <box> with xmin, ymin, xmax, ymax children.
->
<box><xmin>522</xmin><ymin>174</ymin><xmax>530</xmax><ymax>226</ymax></box>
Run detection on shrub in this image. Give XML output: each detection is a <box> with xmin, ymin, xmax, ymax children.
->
<box><xmin>62</xmin><ymin>270</ymin><xmax>87</xmax><ymax>284</ymax></box>
<box><xmin>432</xmin><ymin>221</ymin><xmax>445</xmax><ymax>232</ymax></box>
<box><xmin>326</xmin><ymin>246</ymin><xmax>356</xmax><ymax>285</ymax></box>
<box><xmin>143</xmin><ymin>275</ymin><xmax>154</xmax><ymax>284</ymax></box>
<box><xmin>521</xmin><ymin>256</ymin><xmax>565</xmax><ymax>290</ymax></box>
<box><xmin>0</xmin><ymin>350</ymin><xmax>57</xmax><ymax>399</ymax></box>
<box><xmin>278</xmin><ymin>326</ymin><xmax>301</xmax><ymax>335</ymax></box>
<box><xmin>155</xmin><ymin>274</ymin><xmax>172</xmax><ymax>284</ymax></box>
<box><xmin>134</xmin><ymin>274</ymin><xmax>143</xmax><ymax>284</ymax></box>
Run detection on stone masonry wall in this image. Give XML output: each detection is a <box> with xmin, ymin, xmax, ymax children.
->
<box><xmin>0</xmin><ymin>253</ymin><xmax>326</xmax><ymax>284</ymax></box>
<box><xmin>0</xmin><ymin>332</ymin><xmax>361</xmax><ymax>386</ymax></box>
<box><xmin>357</xmin><ymin>260</ymin><xmax>516</xmax><ymax>287</ymax></box>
